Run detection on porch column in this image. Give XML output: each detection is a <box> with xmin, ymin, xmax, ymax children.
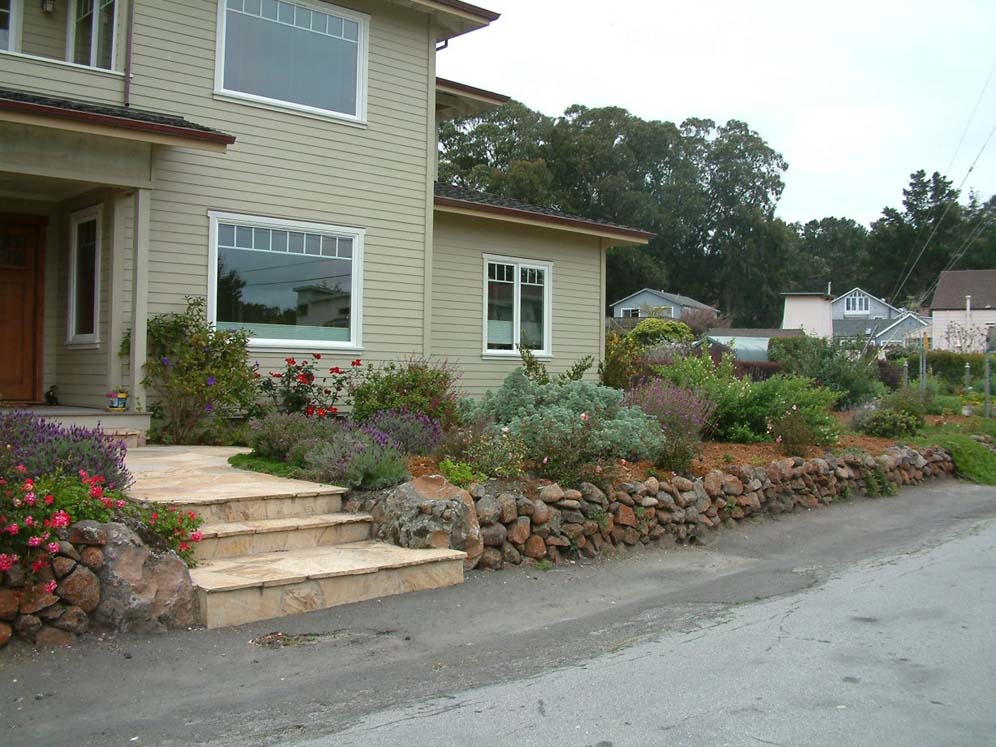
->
<box><xmin>129</xmin><ymin>188</ymin><xmax>151</xmax><ymax>412</ymax></box>
<box><xmin>107</xmin><ymin>193</ymin><xmax>129</xmax><ymax>394</ymax></box>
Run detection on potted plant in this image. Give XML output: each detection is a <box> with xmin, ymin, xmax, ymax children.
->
<box><xmin>106</xmin><ymin>388</ymin><xmax>129</xmax><ymax>411</ymax></box>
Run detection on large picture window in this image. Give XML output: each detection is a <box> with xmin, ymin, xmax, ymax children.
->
<box><xmin>484</xmin><ymin>255</ymin><xmax>552</xmax><ymax>356</ymax></box>
<box><xmin>217</xmin><ymin>0</ymin><xmax>368</xmax><ymax>121</ymax></box>
<box><xmin>68</xmin><ymin>205</ymin><xmax>101</xmax><ymax>346</ymax></box>
<box><xmin>209</xmin><ymin>212</ymin><xmax>363</xmax><ymax>349</ymax></box>
<box><xmin>844</xmin><ymin>292</ymin><xmax>869</xmax><ymax>314</ymax></box>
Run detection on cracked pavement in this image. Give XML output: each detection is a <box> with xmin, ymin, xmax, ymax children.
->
<box><xmin>2</xmin><ymin>480</ymin><xmax>995</xmax><ymax>746</ymax></box>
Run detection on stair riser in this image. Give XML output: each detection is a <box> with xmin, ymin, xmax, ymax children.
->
<box><xmin>184</xmin><ymin>493</ymin><xmax>343</xmax><ymax>523</ymax></box>
<box><xmin>197</xmin><ymin>559</ymin><xmax>464</xmax><ymax>628</ymax></box>
<box><xmin>195</xmin><ymin>522</ymin><xmax>372</xmax><ymax>561</ymax></box>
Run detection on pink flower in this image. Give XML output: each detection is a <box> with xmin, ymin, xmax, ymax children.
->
<box><xmin>15</xmin><ymin>464</ymin><xmax>27</xmax><ymax>474</ymax></box>
<box><xmin>44</xmin><ymin>580</ymin><xmax>57</xmax><ymax>594</ymax></box>
<box><xmin>50</xmin><ymin>510</ymin><xmax>71</xmax><ymax>528</ymax></box>
<box><xmin>24</xmin><ymin>492</ymin><xmax>36</xmax><ymax>506</ymax></box>
<box><xmin>24</xmin><ymin>515</ymin><xmax>35</xmax><ymax>527</ymax></box>
<box><xmin>0</xmin><ymin>554</ymin><xmax>17</xmax><ymax>572</ymax></box>
<box><xmin>47</xmin><ymin>542</ymin><xmax>60</xmax><ymax>555</ymax></box>
<box><xmin>190</xmin><ymin>531</ymin><xmax>203</xmax><ymax>543</ymax></box>
<box><xmin>28</xmin><ymin>536</ymin><xmax>44</xmax><ymax>547</ymax></box>
<box><xmin>116</xmin><ymin>500</ymin><xmax>126</xmax><ymax>509</ymax></box>
<box><xmin>178</xmin><ymin>542</ymin><xmax>191</xmax><ymax>553</ymax></box>
<box><xmin>542</xmin><ymin>456</ymin><xmax>549</xmax><ymax>465</ymax></box>
<box><xmin>580</xmin><ymin>412</ymin><xmax>589</xmax><ymax>422</ymax></box>
<box><xmin>5</xmin><ymin>523</ymin><xmax>19</xmax><ymax>535</ymax></box>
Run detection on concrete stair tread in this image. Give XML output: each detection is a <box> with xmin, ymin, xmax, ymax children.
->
<box><xmin>137</xmin><ymin>484</ymin><xmax>346</xmax><ymax>507</ymax></box>
<box><xmin>199</xmin><ymin>513</ymin><xmax>372</xmax><ymax>539</ymax></box>
<box><xmin>191</xmin><ymin>542</ymin><xmax>466</xmax><ymax>592</ymax></box>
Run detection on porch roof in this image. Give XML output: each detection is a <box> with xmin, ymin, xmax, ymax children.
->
<box><xmin>0</xmin><ymin>88</ymin><xmax>236</xmax><ymax>151</ymax></box>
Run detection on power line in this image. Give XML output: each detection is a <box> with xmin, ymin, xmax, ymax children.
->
<box><xmin>917</xmin><ymin>200</ymin><xmax>996</xmax><ymax>306</ymax></box>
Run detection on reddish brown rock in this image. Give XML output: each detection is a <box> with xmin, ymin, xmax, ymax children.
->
<box><xmin>562</xmin><ymin>489</ymin><xmax>583</xmax><ymax>501</ymax></box>
<box><xmin>672</xmin><ymin>476</ymin><xmax>695</xmax><ymax>492</ymax></box>
<box><xmin>501</xmin><ymin>543</ymin><xmax>522</xmax><ymax>565</ymax></box>
<box><xmin>476</xmin><ymin>547</ymin><xmax>503</xmax><ymax>570</ymax></box>
<box><xmin>538</xmin><ymin>483</ymin><xmax>565</xmax><ymax>503</ymax></box>
<box><xmin>496</xmin><ymin>493</ymin><xmax>518</xmax><ymax>524</ymax></box>
<box><xmin>614</xmin><ymin>504</ymin><xmax>637</xmax><ymax>528</ymax></box>
<box><xmin>0</xmin><ymin>589</ymin><xmax>20</xmax><ymax>621</ymax></box>
<box><xmin>68</xmin><ymin>521</ymin><xmax>108</xmax><ymax>546</ymax></box>
<box><xmin>531</xmin><ymin>499</ymin><xmax>552</xmax><ymax>526</ymax></box>
<box><xmin>622</xmin><ymin>527</ymin><xmax>641</xmax><ymax>545</ymax></box>
<box><xmin>53</xmin><ymin>556</ymin><xmax>77</xmax><ymax>579</ymax></box>
<box><xmin>57</xmin><ymin>567</ymin><xmax>100</xmax><ymax>613</ymax></box>
<box><xmin>562</xmin><ymin>523</ymin><xmax>585</xmax><ymax>541</ymax></box>
<box><xmin>703</xmin><ymin>471</ymin><xmax>724</xmax><ymax>497</ymax></box>
<box><xmin>506</xmin><ymin>516</ymin><xmax>531</xmax><ymax>545</ymax></box>
<box><xmin>523</xmin><ymin>534</ymin><xmax>547</xmax><ymax>559</ymax></box>
<box><xmin>722</xmin><ymin>475</ymin><xmax>745</xmax><ymax>496</ymax></box>
<box><xmin>79</xmin><ymin>546</ymin><xmax>104</xmax><ymax>571</ymax></box>
<box><xmin>18</xmin><ymin>584</ymin><xmax>59</xmax><ymax>615</ymax></box>
<box><xmin>0</xmin><ymin>621</ymin><xmax>11</xmax><ymax>647</ymax></box>
<box><xmin>545</xmin><ymin>535</ymin><xmax>570</xmax><ymax>547</ymax></box>
<box><xmin>480</xmin><ymin>522</ymin><xmax>507</xmax><ymax>547</ymax></box>
<box><xmin>14</xmin><ymin>613</ymin><xmax>42</xmax><ymax>640</ymax></box>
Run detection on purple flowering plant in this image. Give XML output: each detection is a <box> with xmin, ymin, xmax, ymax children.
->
<box><xmin>624</xmin><ymin>379</ymin><xmax>714</xmax><ymax>472</ymax></box>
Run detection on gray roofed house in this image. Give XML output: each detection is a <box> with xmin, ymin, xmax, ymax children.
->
<box><xmin>609</xmin><ymin>288</ymin><xmax>718</xmax><ymax>321</ymax></box>
<box><xmin>705</xmin><ymin>328</ymin><xmax>805</xmax><ymax>362</ymax></box>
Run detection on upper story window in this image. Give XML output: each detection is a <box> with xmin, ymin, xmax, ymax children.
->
<box><xmin>71</xmin><ymin>0</ymin><xmax>116</xmax><ymax>69</ymax></box>
<box><xmin>0</xmin><ymin>1</ymin><xmax>13</xmax><ymax>52</ymax></box>
<box><xmin>844</xmin><ymin>292</ymin><xmax>869</xmax><ymax>315</ymax></box>
<box><xmin>217</xmin><ymin>0</ymin><xmax>369</xmax><ymax>122</ymax></box>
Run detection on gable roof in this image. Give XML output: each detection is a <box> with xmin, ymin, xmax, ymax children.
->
<box><xmin>833</xmin><ymin>319</ymin><xmax>885</xmax><ymax>338</ymax></box>
<box><xmin>434</xmin><ymin>182</ymin><xmax>655</xmax><ymax>244</ymax></box>
<box><xmin>930</xmin><ymin>270</ymin><xmax>996</xmax><ymax>310</ymax></box>
<box><xmin>0</xmin><ymin>87</ymin><xmax>235</xmax><ymax>149</ymax></box>
<box><xmin>609</xmin><ymin>287</ymin><xmax>717</xmax><ymax>311</ymax></box>
<box><xmin>831</xmin><ymin>287</ymin><xmax>902</xmax><ymax>313</ymax></box>
<box><xmin>875</xmin><ymin>313</ymin><xmax>929</xmax><ymax>339</ymax></box>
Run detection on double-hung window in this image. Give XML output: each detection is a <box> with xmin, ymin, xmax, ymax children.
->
<box><xmin>0</xmin><ymin>0</ymin><xmax>14</xmax><ymax>52</ymax></box>
<box><xmin>217</xmin><ymin>0</ymin><xmax>368</xmax><ymax>121</ymax></box>
<box><xmin>70</xmin><ymin>0</ymin><xmax>117</xmax><ymax>70</ymax></box>
<box><xmin>209</xmin><ymin>212</ymin><xmax>363</xmax><ymax>349</ymax></box>
<box><xmin>484</xmin><ymin>255</ymin><xmax>552</xmax><ymax>357</ymax></box>
<box><xmin>68</xmin><ymin>206</ymin><xmax>101</xmax><ymax>346</ymax></box>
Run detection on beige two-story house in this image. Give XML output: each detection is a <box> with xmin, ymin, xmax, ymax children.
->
<box><xmin>0</xmin><ymin>0</ymin><xmax>652</xmax><ymax>429</ymax></box>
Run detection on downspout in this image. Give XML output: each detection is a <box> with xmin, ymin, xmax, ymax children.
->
<box><xmin>123</xmin><ymin>0</ymin><xmax>136</xmax><ymax>106</ymax></box>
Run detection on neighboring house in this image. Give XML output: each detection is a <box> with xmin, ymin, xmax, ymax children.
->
<box><xmin>609</xmin><ymin>288</ymin><xmax>717</xmax><ymax>320</ymax></box>
<box><xmin>0</xmin><ymin>0</ymin><xmax>653</xmax><ymax>422</ymax></box>
<box><xmin>781</xmin><ymin>286</ymin><xmax>928</xmax><ymax>346</ymax></box>
<box><xmin>929</xmin><ymin>270</ymin><xmax>996</xmax><ymax>353</ymax></box>
<box><xmin>705</xmin><ymin>328</ymin><xmax>804</xmax><ymax>362</ymax></box>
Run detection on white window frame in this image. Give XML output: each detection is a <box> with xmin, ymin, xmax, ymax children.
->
<box><xmin>620</xmin><ymin>307</ymin><xmax>640</xmax><ymax>319</ymax></box>
<box><xmin>214</xmin><ymin>0</ymin><xmax>370</xmax><ymax>125</ymax></box>
<box><xmin>67</xmin><ymin>204</ymin><xmax>102</xmax><ymax>347</ymax></box>
<box><xmin>207</xmin><ymin>210</ymin><xmax>364</xmax><ymax>351</ymax></box>
<box><xmin>482</xmin><ymin>253</ymin><xmax>553</xmax><ymax>359</ymax></box>
<box><xmin>0</xmin><ymin>0</ymin><xmax>22</xmax><ymax>53</ymax></box>
<box><xmin>844</xmin><ymin>292</ymin><xmax>869</xmax><ymax>315</ymax></box>
<box><xmin>67</xmin><ymin>0</ymin><xmax>119</xmax><ymax>70</ymax></box>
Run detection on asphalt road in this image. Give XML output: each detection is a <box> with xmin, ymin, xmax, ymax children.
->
<box><xmin>2</xmin><ymin>480</ymin><xmax>995</xmax><ymax>747</ymax></box>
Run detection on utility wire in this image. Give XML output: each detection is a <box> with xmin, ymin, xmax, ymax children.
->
<box><xmin>917</xmin><ymin>201</ymin><xmax>996</xmax><ymax>306</ymax></box>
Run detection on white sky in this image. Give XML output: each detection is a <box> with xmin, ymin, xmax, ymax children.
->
<box><xmin>436</xmin><ymin>0</ymin><xmax>996</xmax><ymax>227</ymax></box>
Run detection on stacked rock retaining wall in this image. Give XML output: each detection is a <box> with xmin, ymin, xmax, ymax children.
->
<box><xmin>347</xmin><ymin>445</ymin><xmax>954</xmax><ymax>571</ymax></box>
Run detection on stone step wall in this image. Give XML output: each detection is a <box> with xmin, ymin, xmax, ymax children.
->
<box><xmin>347</xmin><ymin>445</ymin><xmax>955</xmax><ymax>571</ymax></box>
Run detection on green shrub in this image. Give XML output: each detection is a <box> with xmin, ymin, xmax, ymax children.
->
<box><xmin>629</xmin><ymin>318</ymin><xmax>694</xmax><ymax>346</ymax></box>
<box><xmin>914</xmin><ymin>434</ymin><xmax>996</xmax><ymax>485</ymax></box>
<box><xmin>879</xmin><ymin>388</ymin><xmax>929</xmax><ymax>427</ymax></box>
<box><xmin>474</xmin><ymin>370</ymin><xmax>663</xmax><ymax>466</ymax></box>
<box><xmin>250</xmin><ymin>413</ymin><xmax>337</xmax><ymax>461</ymax></box>
<box><xmin>439</xmin><ymin>458</ymin><xmax>485</xmax><ymax>487</ymax></box>
<box><xmin>768</xmin><ymin>407</ymin><xmax>818</xmax><ymax>456</ymax></box>
<box><xmin>466</xmin><ymin>430</ymin><xmax>527</xmax><ymax>479</ymax></box>
<box><xmin>769</xmin><ymin>336</ymin><xmax>884</xmax><ymax>408</ymax></box>
<box><xmin>126</xmin><ymin>297</ymin><xmax>260</xmax><ymax>443</ymax></box>
<box><xmin>599</xmin><ymin>332</ymin><xmax>644</xmax><ymax>389</ymax></box>
<box><xmin>853</xmin><ymin>409</ymin><xmax>922</xmax><ymax>439</ymax></box>
<box><xmin>349</xmin><ymin>358</ymin><xmax>460</xmax><ymax>427</ymax></box>
<box><xmin>924</xmin><ymin>351</ymin><xmax>987</xmax><ymax>387</ymax></box>
<box><xmin>518</xmin><ymin>346</ymin><xmax>593</xmax><ymax>385</ymax></box>
<box><xmin>300</xmin><ymin>430</ymin><xmax>408</xmax><ymax>490</ymax></box>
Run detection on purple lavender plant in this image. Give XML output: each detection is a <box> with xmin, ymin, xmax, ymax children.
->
<box><xmin>624</xmin><ymin>379</ymin><xmax>714</xmax><ymax>472</ymax></box>
<box><xmin>359</xmin><ymin>410</ymin><xmax>443</xmax><ymax>455</ymax></box>
<box><xmin>0</xmin><ymin>411</ymin><xmax>131</xmax><ymax>488</ymax></box>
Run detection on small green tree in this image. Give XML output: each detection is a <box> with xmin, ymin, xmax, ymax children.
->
<box><xmin>125</xmin><ymin>297</ymin><xmax>260</xmax><ymax>443</ymax></box>
<box><xmin>629</xmin><ymin>318</ymin><xmax>694</xmax><ymax>346</ymax></box>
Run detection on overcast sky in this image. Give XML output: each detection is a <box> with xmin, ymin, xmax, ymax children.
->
<box><xmin>436</xmin><ymin>0</ymin><xmax>996</xmax><ymax>227</ymax></box>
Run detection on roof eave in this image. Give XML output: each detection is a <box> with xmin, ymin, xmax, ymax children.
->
<box><xmin>0</xmin><ymin>99</ymin><xmax>235</xmax><ymax>151</ymax></box>
<box><xmin>434</xmin><ymin>196</ymin><xmax>654</xmax><ymax>245</ymax></box>
<box><xmin>395</xmin><ymin>0</ymin><xmax>499</xmax><ymax>40</ymax></box>
<box><xmin>435</xmin><ymin>77</ymin><xmax>510</xmax><ymax>120</ymax></box>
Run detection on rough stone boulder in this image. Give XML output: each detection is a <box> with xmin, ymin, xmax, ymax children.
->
<box><xmin>376</xmin><ymin>476</ymin><xmax>483</xmax><ymax>570</ymax></box>
<box><xmin>94</xmin><ymin>522</ymin><xmax>199</xmax><ymax>634</ymax></box>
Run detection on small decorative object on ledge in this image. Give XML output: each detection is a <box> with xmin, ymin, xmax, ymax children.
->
<box><xmin>44</xmin><ymin>386</ymin><xmax>59</xmax><ymax>406</ymax></box>
<box><xmin>106</xmin><ymin>388</ymin><xmax>129</xmax><ymax>412</ymax></box>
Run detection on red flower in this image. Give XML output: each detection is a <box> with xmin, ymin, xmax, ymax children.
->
<box><xmin>312</xmin><ymin>353</ymin><xmax>322</xmax><ymax>360</ymax></box>
<box><xmin>190</xmin><ymin>531</ymin><xmax>203</xmax><ymax>543</ymax></box>
<box><xmin>285</xmin><ymin>357</ymin><xmax>297</xmax><ymax>365</ymax></box>
<box><xmin>270</xmin><ymin>372</ymin><xmax>284</xmax><ymax>379</ymax></box>
<box><xmin>31</xmin><ymin>558</ymin><xmax>47</xmax><ymax>573</ymax></box>
<box><xmin>305</xmin><ymin>405</ymin><xmax>316</xmax><ymax>417</ymax></box>
<box><xmin>178</xmin><ymin>542</ymin><xmax>191</xmax><ymax>553</ymax></box>
<box><xmin>329</xmin><ymin>366</ymin><xmax>342</xmax><ymax>375</ymax></box>
<box><xmin>351</xmin><ymin>359</ymin><xmax>362</xmax><ymax>367</ymax></box>
<box><xmin>317</xmin><ymin>408</ymin><xmax>327</xmax><ymax>417</ymax></box>
<box><xmin>44</xmin><ymin>494</ymin><xmax>54</xmax><ymax>506</ymax></box>
<box><xmin>329</xmin><ymin>407</ymin><xmax>338</xmax><ymax>415</ymax></box>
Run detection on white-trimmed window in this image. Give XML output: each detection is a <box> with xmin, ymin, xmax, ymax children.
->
<box><xmin>216</xmin><ymin>0</ymin><xmax>368</xmax><ymax>122</ymax></box>
<box><xmin>0</xmin><ymin>0</ymin><xmax>14</xmax><ymax>52</ymax></box>
<box><xmin>652</xmin><ymin>305</ymin><xmax>674</xmax><ymax>318</ymax></box>
<box><xmin>208</xmin><ymin>211</ymin><xmax>364</xmax><ymax>349</ymax></box>
<box><xmin>844</xmin><ymin>292</ymin><xmax>869</xmax><ymax>315</ymax></box>
<box><xmin>69</xmin><ymin>0</ymin><xmax>117</xmax><ymax>70</ymax></box>
<box><xmin>484</xmin><ymin>255</ymin><xmax>552</xmax><ymax>357</ymax></box>
<box><xmin>620</xmin><ymin>308</ymin><xmax>640</xmax><ymax>319</ymax></box>
<box><xmin>68</xmin><ymin>205</ymin><xmax>101</xmax><ymax>346</ymax></box>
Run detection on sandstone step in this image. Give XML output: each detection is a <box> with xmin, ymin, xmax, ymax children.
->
<box><xmin>194</xmin><ymin>513</ymin><xmax>373</xmax><ymax>561</ymax></box>
<box><xmin>191</xmin><ymin>542</ymin><xmax>466</xmax><ymax>628</ymax></box>
<box><xmin>141</xmin><ymin>487</ymin><xmax>346</xmax><ymax>524</ymax></box>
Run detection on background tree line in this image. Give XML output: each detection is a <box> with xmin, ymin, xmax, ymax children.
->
<box><xmin>438</xmin><ymin>102</ymin><xmax>996</xmax><ymax>326</ymax></box>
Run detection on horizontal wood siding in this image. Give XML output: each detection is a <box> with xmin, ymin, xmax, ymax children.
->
<box><xmin>127</xmin><ymin>0</ymin><xmax>431</xmax><ymax>375</ymax></box>
<box><xmin>20</xmin><ymin>2</ymin><xmax>69</xmax><ymax>61</ymax></box>
<box><xmin>432</xmin><ymin>213</ymin><xmax>604</xmax><ymax>398</ymax></box>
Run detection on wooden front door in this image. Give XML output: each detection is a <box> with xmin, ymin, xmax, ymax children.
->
<box><xmin>0</xmin><ymin>216</ymin><xmax>46</xmax><ymax>402</ymax></box>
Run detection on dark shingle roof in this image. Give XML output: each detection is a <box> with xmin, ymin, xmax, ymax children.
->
<box><xmin>0</xmin><ymin>87</ymin><xmax>235</xmax><ymax>145</ymax></box>
<box><xmin>930</xmin><ymin>270</ymin><xmax>996</xmax><ymax>310</ymax></box>
<box><xmin>833</xmin><ymin>319</ymin><xmax>884</xmax><ymax>338</ymax></box>
<box><xmin>434</xmin><ymin>182</ymin><xmax>655</xmax><ymax>241</ymax></box>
